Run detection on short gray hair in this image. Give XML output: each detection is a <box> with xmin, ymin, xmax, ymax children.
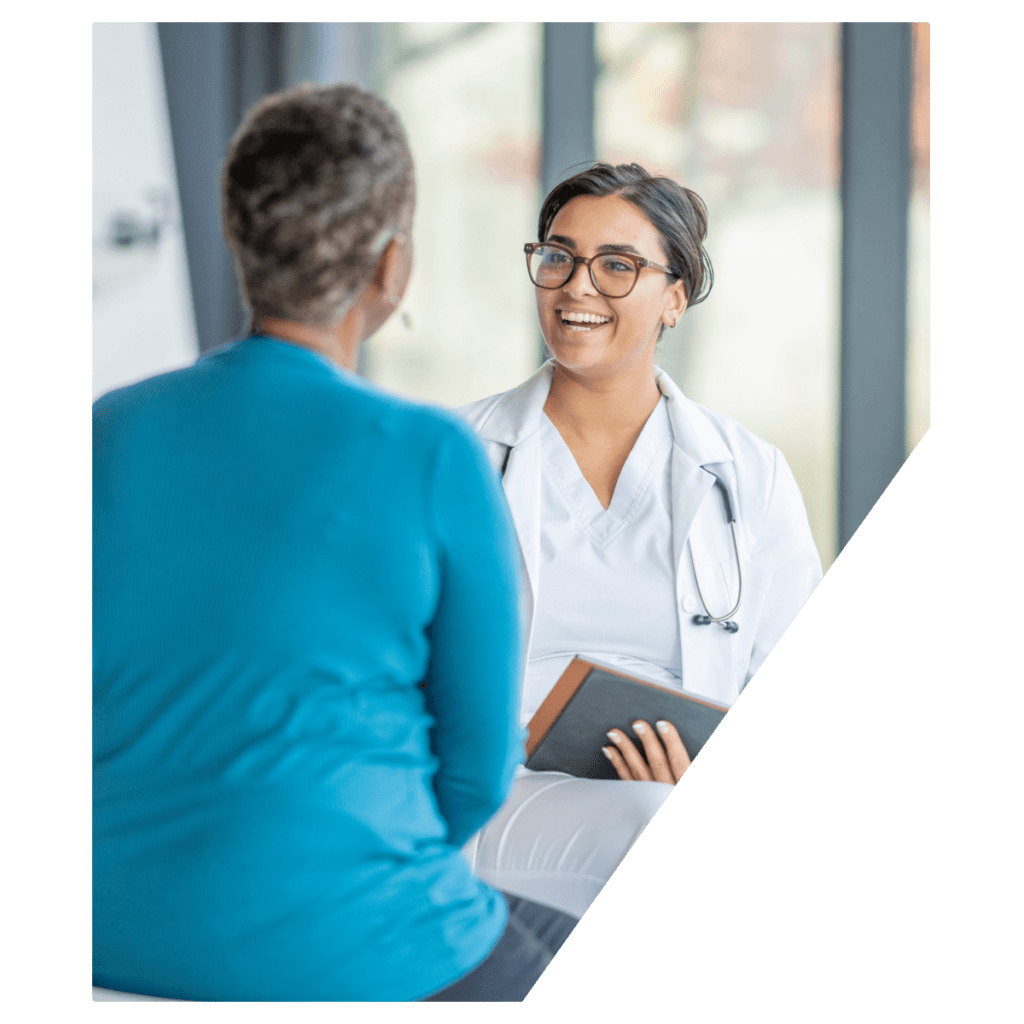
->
<box><xmin>221</xmin><ymin>83</ymin><xmax>415</xmax><ymax>328</ymax></box>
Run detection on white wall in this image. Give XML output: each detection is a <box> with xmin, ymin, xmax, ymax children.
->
<box><xmin>93</xmin><ymin>22</ymin><xmax>197</xmax><ymax>399</ymax></box>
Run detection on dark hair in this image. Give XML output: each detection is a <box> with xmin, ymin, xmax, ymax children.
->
<box><xmin>221</xmin><ymin>83</ymin><xmax>415</xmax><ymax>329</ymax></box>
<box><xmin>537</xmin><ymin>162</ymin><xmax>713</xmax><ymax>308</ymax></box>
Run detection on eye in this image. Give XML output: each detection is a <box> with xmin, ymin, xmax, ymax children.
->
<box><xmin>542</xmin><ymin>248</ymin><xmax>572</xmax><ymax>265</ymax></box>
<box><xmin>599</xmin><ymin>255</ymin><xmax>635</xmax><ymax>275</ymax></box>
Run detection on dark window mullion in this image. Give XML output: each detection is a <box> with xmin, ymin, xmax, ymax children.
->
<box><xmin>838</xmin><ymin>22</ymin><xmax>913</xmax><ymax>554</ymax></box>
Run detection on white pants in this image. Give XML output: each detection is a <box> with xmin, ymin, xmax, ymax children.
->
<box><xmin>462</xmin><ymin>770</ymin><xmax>674</xmax><ymax>920</ymax></box>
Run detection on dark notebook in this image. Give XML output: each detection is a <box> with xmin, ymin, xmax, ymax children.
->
<box><xmin>524</xmin><ymin>658</ymin><xmax>729</xmax><ymax>780</ymax></box>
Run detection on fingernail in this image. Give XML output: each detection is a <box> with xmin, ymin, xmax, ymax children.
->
<box><xmin>632</xmin><ymin>721</ymin><xmax>646</xmax><ymax>735</ymax></box>
<box><xmin>656</xmin><ymin>721</ymin><xmax>670</xmax><ymax>734</ymax></box>
<box><xmin>607</xmin><ymin>731</ymin><xmax>620</xmax><ymax>743</ymax></box>
<box><xmin>601</xmin><ymin>746</ymin><xmax>613</xmax><ymax>760</ymax></box>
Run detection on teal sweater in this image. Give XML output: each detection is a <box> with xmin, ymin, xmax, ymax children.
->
<box><xmin>93</xmin><ymin>336</ymin><xmax>523</xmax><ymax>1000</ymax></box>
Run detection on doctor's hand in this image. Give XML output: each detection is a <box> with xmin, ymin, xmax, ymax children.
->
<box><xmin>602</xmin><ymin>720</ymin><xmax>691</xmax><ymax>784</ymax></box>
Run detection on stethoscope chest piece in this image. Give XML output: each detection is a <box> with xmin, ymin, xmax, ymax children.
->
<box><xmin>692</xmin><ymin>614</ymin><xmax>739</xmax><ymax>633</ymax></box>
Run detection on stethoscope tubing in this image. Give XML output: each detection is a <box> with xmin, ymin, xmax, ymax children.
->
<box><xmin>690</xmin><ymin>519</ymin><xmax>743</xmax><ymax>625</ymax></box>
<box><xmin>689</xmin><ymin>477</ymin><xmax>743</xmax><ymax>632</ymax></box>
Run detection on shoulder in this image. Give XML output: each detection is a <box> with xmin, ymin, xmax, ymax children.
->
<box><xmin>657</xmin><ymin>368</ymin><xmax>778</xmax><ymax>476</ymax></box>
<box><xmin>456</xmin><ymin>390</ymin><xmax>506</xmax><ymax>432</ymax></box>
<box><xmin>454</xmin><ymin>361</ymin><xmax>556</xmax><ymax>452</ymax></box>
<box><xmin>93</xmin><ymin>361</ymin><xmax>202</xmax><ymax>427</ymax></box>
<box><xmin>454</xmin><ymin>365</ymin><xmax>547</xmax><ymax>435</ymax></box>
<box><xmin>657</xmin><ymin>369</ymin><xmax>804</xmax><ymax>539</ymax></box>
<box><xmin>692</xmin><ymin>400</ymin><xmax>779</xmax><ymax>474</ymax></box>
<box><xmin>355</xmin><ymin>379</ymin><xmax>482</xmax><ymax>455</ymax></box>
<box><xmin>92</xmin><ymin>341</ymin><xmax>483</xmax><ymax>466</ymax></box>
<box><xmin>343</xmin><ymin>384</ymin><xmax>498</xmax><ymax>496</ymax></box>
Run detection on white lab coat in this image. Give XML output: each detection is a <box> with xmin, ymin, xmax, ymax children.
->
<box><xmin>459</xmin><ymin>360</ymin><xmax>822</xmax><ymax>709</ymax></box>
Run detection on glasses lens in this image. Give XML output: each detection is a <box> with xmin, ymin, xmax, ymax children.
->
<box><xmin>591</xmin><ymin>254</ymin><xmax>638</xmax><ymax>297</ymax></box>
<box><xmin>529</xmin><ymin>245</ymin><xmax>574</xmax><ymax>288</ymax></box>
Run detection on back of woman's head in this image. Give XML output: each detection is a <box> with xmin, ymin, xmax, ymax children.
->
<box><xmin>537</xmin><ymin>162</ymin><xmax>713</xmax><ymax>307</ymax></box>
<box><xmin>221</xmin><ymin>84</ymin><xmax>415</xmax><ymax>328</ymax></box>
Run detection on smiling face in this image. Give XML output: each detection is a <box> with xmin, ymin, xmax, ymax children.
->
<box><xmin>535</xmin><ymin>194</ymin><xmax>688</xmax><ymax>381</ymax></box>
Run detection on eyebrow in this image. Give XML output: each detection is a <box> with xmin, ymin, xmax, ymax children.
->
<box><xmin>547</xmin><ymin>234</ymin><xmax>644</xmax><ymax>257</ymax></box>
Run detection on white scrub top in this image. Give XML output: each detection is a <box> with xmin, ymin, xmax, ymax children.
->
<box><xmin>522</xmin><ymin>398</ymin><xmax>683</xmax><ymax>725</ymax></box>
<box><xmin>460</xmin><ymin>361</ymin><xmax>823</xmax><ymax>711</ymax></box>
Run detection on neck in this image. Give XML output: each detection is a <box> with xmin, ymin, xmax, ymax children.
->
<box><xmin>545</xmin><ymin>355</ymin><xmax>662</xmax><ymax>439</ymax></box>
<box><xmin>255</xmin><ymin>311</ymin><xmax>366</xmax><ymax>372</ymax></box>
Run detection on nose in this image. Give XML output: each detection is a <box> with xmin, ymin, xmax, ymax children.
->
<box><xmin>562</xmin><ymin>258</ymin><xmax>598</xmax><ymax>298</ymax></box>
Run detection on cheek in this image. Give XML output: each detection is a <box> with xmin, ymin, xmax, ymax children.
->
<box><xmin>637</xmin><ymin>290</ymin><xmax>667</xmax><ymax>323</ymax></box>
<box><xmin>537</xmin><ymin>291</ymin><xmax>558</xmax><ymax>322</ymax></box>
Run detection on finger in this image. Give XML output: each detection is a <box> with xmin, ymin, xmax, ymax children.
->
<box><xmin>631</xmin><ymin>720</ymin><xmax>674</xmax><ymax>785</ymax></box>
<box><xmin>655</xmin><ymin>720</ymin><xmax>692</xmax><ymax>782</ymax></box>
<box><xmin>607</xmin><ymin>729</ymin><xmax>653</xmax><ymax>782</ymax></box>
<box><xmin>602</xmin><ymin>743</ymin><xmax>634</xmax><ymax>781</ymax></box>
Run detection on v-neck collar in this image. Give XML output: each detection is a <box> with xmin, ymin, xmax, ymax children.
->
<box><xmin>539</xmin><ymin>397</ymin><xmax>672</xmax><ymax>546</ymax></box>
<box><xmin>472</xmin><ymin>360</ymin><xmax>734</xmax><ymax>471</ymax></box>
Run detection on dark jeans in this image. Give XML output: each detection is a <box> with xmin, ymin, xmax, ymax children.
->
<box><xmin>423</xmin><ymin>893</ymin><xmax>579</xmax><ymax>1001</ymax></box>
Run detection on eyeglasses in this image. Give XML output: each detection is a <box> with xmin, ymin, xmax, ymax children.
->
<box><xmin>524</xmin><ymin>242</ymin><xmax>675</xmax><ymax>298</ymax></box>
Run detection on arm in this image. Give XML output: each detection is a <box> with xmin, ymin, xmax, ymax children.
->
<box><xmin>745</xmin><ymin>447</ymin><xmax>823</xmax><ymax>684</ymax></box>
<box><xmin>421</xmin><ymin>424</ymin><xmax>524</xmax><ymax>848</ymax></box>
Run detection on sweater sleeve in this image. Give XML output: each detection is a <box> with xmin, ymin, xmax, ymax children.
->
<box><xmin>421</xmin><ymin>422</ymin><xmax>524</xmax><ymax>848</ymax></box>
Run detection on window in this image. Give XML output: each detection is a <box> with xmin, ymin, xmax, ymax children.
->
<box><xmin>361</xmin><ymin>23</ymin><xmax>543</xmax><ymax>407</ymax></box>
<box><xmin>596</xmin><ymin>23</ymin><xmax>841</xmax><ymax>569</ymax></box>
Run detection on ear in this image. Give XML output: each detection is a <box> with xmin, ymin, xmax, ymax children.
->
<box><xmin>371</xmin><ymin>232</ymin><xmax>409</xmax><ymax>302</ymax></box>
<box><xmin>662</xmin><ymin>278</ymin><xmax>688</xmax><ymax>329</ymax></box>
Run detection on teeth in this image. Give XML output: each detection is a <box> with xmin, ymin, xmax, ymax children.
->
<box><xmin>561</xmin><ymin>311</ymin><xmax>610</xmax><ymax>324</ymax></box>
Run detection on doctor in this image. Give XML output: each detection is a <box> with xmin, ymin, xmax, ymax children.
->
<box><xmin>458</xmin><ymin>163</ymin><xmax>822</xmax><ymax>917</ymax></box>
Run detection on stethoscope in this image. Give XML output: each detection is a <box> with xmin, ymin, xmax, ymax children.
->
<box><xmin>690</xmin><ymin>475</ymin><xmax>743</xmax><ymax>634</ymax></box>
<box><xmin>499</xmin><ymin>447</ymin><xmax>744</xmax><ymax>634</ymax></box>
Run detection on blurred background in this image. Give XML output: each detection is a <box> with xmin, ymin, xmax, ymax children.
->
<box><xmin>93</xmin><ymin>22</ymin><xmax>929</xmax><ymax>571</ymax></box>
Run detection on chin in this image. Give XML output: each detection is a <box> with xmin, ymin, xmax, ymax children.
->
<box><xmin>551</xmin><ymin>342</ymin><xmax>657</xmax><ymax>383</ymax></box>
<box><xmin>545</xmin><ymin>331</ymin><xmax>607</xmax><ymax>362</ymax></box>
<box><xmin>546</xmin><ymin>335</ymin><xmax>595</xmax><ymax>360</ymax></box>
<box><xmin>549</xmin><ymin>351</ymin><xmax>619</xmax><ymax>380</ymax></box>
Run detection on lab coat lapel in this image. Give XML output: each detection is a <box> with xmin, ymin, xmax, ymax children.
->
<box><xmin>473</xmin><ymin>361</ymin><xmax>554</xmax><ymax>452</ymax></box>
<box><xmin>500</xmin><ymin>432</ymin><xmax>542</xmax><ymax>626</ymax></box>
<box><xmin>473</xmin><ymin>361</ymin><xmax>554</xmax><ymax>649</ymax></box>
<box><xmin>669</xmin><ymin>446</ymin><xmax>717</xmax><ymax>584</ymax></box>
<box><xmin>659</xmin><ymin>368</ymin><xmax>741</xmax><ymax>705</ymax></box>
<box><xmin>659</xmin><ymin>366</ymin><xmax>734</xmax><ymax>570</ymax></box>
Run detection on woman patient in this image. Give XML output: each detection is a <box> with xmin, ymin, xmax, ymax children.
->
<box><xmin>92</xmin><ymin>84</ymin><xmax>577</xmax><ymax>1002</ymax></box>
<box><xmin>459</xmin><ymin>163</ymin><xmax>823</xmax><ymax>918</ymax></box>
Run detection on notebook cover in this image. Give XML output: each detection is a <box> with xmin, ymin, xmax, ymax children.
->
<box><xmin>524</xmin><ymin>659</ymin><xmax>728</xmax><ymax>780</ymax></box>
